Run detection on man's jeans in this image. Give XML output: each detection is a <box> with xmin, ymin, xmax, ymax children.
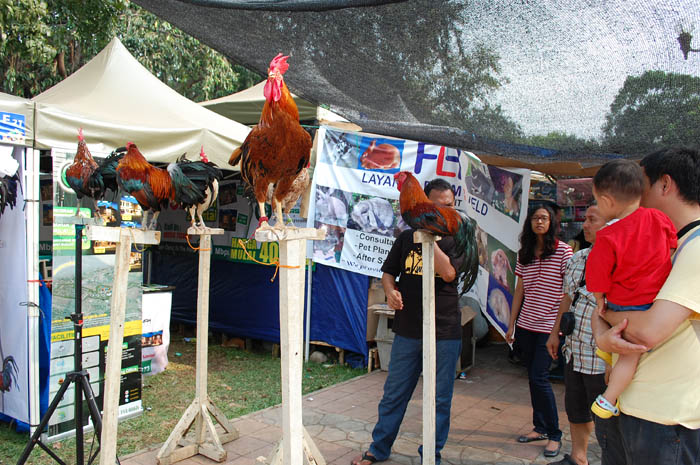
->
<box><xmin>369</xmin><ymin>334</ymin><xmax>461</xmax><ymax>464</ymax></box>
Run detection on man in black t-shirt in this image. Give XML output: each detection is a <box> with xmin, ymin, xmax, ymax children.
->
<box><xmin>352</xmin><ymin>179</ymin><xmax>465</xmax><ymax>465</ymax></box>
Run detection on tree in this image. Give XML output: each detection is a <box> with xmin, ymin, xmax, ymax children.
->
<box><xmin>0</xmin><ymin>1</ymin><xmax>259</xmax><ymax>100</ymax></box>
<box><xmin>603</xmin><ymin>70</ymin><xmax>700</xmax><ymax>154</ymax></box>
<box><xmin>518</xmin><ymin>132</ymin><xmax>603</xmax><ymax>154</ymax></box>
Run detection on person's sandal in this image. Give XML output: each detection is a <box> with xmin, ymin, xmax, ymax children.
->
<box><xmin>543</xmin><ymin>441</ymin><xmax>561</xmax><ymax>458</ymax></box>
<box><xmin>517</xmin><ymin>432</ymin><xmax>548</xmax><ymax>443</ymax></box>
<box><xmin>351</xmin><ymin>451</ymin><xmax>381</xmax><ymax>465</ymax></box>
<box><xmin>591</xmin><ymin>394</ymin><xmax>620</xmax><ymax>419</ymax></box>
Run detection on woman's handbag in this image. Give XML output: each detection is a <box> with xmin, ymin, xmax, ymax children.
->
<box><xmin>560</xmin><ymin>261</ymin><xmax>587</xmax><ymax>336</ymax></box>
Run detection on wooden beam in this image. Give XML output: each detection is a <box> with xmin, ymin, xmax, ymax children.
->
<box><xmin>157</xmin><ymin>231</ymin><xmax>237</xmax><ymax>464</ymax></box>
<box><xmin>414</xmin><ymin>230</ymin><xmax>437</xmax><ymax>465</ymax></box>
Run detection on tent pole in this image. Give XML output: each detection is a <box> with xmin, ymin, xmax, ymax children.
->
<box><xmin>304</xmin><ymin>261</ymin><xmax>312</xmax><ymax>362</ymax></box>
<box><xmin>25</xmin><ymin>147</ymin><xmax>41</xmax><ymax>435</ymax></box>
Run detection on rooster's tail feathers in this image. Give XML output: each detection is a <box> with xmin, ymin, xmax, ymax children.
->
<box><xmin>455</xmin><ymin>215</ymin><xmax>479</xmax><ymax>295</ymax></box>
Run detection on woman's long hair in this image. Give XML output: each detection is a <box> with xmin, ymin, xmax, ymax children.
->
<box><xmin>518</xmin><ymin>205</ymin><xmax>558</xmax><ymax>265</ymax></box>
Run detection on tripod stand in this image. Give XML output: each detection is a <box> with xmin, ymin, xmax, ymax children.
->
<box><xmin>17</xmin><ymin>224</ymin><xmax>104</xmax><ymax>465</ymax></box>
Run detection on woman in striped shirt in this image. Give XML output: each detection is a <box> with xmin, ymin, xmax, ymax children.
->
<box><xmin>506</xmin><ymin>204</ymin><xmax>573</xmax><ymax>458</ymax></box>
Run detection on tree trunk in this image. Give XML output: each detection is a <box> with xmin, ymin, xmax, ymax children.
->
<box><xmin>57</xmin><ymin>51</ymin><xmax>67</xmax><ymax>78</ymax></box>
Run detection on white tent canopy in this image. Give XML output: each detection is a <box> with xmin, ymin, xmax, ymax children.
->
<box><xmin>200</xmin><ymin>80</ymin><xmax>319</xmax><ymax>125</ymax></box>
<box><xmin>0</xmin><ymin>92</ymin><xmax>34</xmax><ymax>147</ymax></box>
<box><xmin>33</xmin><ymin>37</ymin><xmax>250</xmax><ymax>167</ymax></box>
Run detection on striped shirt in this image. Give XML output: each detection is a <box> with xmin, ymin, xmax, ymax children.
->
<box><xmin>515</xmin><ymin>240</ymin><xmax>573</xmax><ymax>333</ymax></box>
<box><xmin>562</xmin><ymin>248</ymin><xmax>606</xmax><ymax>375</ymax></box>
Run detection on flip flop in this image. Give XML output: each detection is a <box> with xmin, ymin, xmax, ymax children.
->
<box><xmin>351</xmin><ymin>451</ymin><xmax>381</xmax><ymax>465</ymax></box>
<box><xmin>517</xmin><ymin>432</ymin><xmax>548</xmax><ymax>443</ymax></box>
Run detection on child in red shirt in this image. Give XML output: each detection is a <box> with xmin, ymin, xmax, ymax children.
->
<box><xmin>586</xmin><ymin>159</ymin><xmax>677</xmax><ymax>419</ymax></box>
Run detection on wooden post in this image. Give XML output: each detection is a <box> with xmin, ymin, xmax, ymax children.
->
<box><xmin>84</xmin><ymin>226</ymin><xmax>160</xmax><ymax>465</ymax></box>
<box><xmin>157</xmin><ymin>227</ymin><xmax>238</xmax><ymax>465</ymax></box>
<box><xmin>414</xmin><ymin>230</ymin><xmax>438</xmax><ymax>465</ymax></box>
<box><xmin>255</xmin><ymin>227</ymin><xmax>326</xmax><ymax>465</ymax></box>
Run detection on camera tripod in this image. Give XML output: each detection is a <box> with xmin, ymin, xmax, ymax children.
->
<box><xmin>17</xmin><ymin>224</ymin><xmax>104</xmax><ymax>465</ymax></box>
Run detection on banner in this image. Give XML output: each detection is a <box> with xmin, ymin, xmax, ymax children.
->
<box><xmin>0</xmin><ymin>145</ymin><xmax>29</xmax><ymax>424</ymax></box>
<box><xmin>49</xmin><ymin>147</ymin><xmax>143</xmax><ymax>440</ymax></box>
<box><xmin>307</xmin><ymin>126</ymin><xmax>530</xmax><ymax>337</ymax></box>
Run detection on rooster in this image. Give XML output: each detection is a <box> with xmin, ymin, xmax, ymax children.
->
<box><xmin>0</xmin><ymin>149</ymin><xmax>19</xmax><ymax>221</ymax></box>
<box><xmin>394</xmin><ymin>171</ymin><xmax>479</xmax><ymax>294</ymax></box>
<box><xmin>116</xmin><ymin>142</ymin><xmax>174</xmax><ymax>229</ymax></box>
<box><xmin>1</xmin><ymin>356</ymin><xmax>18</xmax><ymax>392</ymax></box>
<box><xmin>228</xmin><ymin>53</ymin><xmax>312</xmax><ymax>230</ymax></box>
<box><xmin>65</xmin><ymin>129</ymin><xmax>124</xmax><ymax>216</ymax></box>
<box><xmin>167</xmin><ymin>147</ymin><xmax>223</xmax><ymax>231</ymax></box>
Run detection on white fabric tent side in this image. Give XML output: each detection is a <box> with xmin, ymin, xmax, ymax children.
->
<box><xmin>33</xmin><ymin>37</ymin><xmax>250</xmax><ymax>167</ymax></box>
<box><xmin>0</xmin><ymin>92</ymin><xmax>40</xmax><ymax>435</ymax></box>
<box><xmin>200</xmin><ymin>81</ymin><xmax>319</xmax><ymax>125</ymax></box>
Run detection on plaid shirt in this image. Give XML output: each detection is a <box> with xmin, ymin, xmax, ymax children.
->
<box><xmin>562</xmin><ymin>248</ymin><xmax>606</xmax><ymax>375</ymax></box>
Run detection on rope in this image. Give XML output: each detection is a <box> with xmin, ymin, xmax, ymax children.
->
<box><xmin>236</xmin><ymin>238</ymin><xmax>300</xmax><ymax>282</ymax></box>
<box><xmin>128</xmin><ymin>228</ymin><xmax>146</xmax><ymax>253</ymax></box>
<box><xmin>27</xmin><ymin>279</ymin><xmax>52</xmax><ymax>287</ymax></box>
<box><xmin>186</xmin><ymin>234</ymin><xmax>211</xmax><ymax>251</ymax></box>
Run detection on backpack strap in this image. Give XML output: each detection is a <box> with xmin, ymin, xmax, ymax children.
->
<box><xmin>672</xmin><ymin>227</ymin><xmax>700</xmax><ymax>265</ymax></box>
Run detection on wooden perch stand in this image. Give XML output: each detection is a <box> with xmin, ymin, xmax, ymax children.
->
<box><xmin>83</xmin><ymin>226</ymin><xmax>161</xmax><ymax>465</ymax></box>
<box><xmin>254</xmin><ymin>226</ymin><xmax>327</xmax><ymax>465</ymax></box>
<box><xmin>157</xmin><ymin>227</ymin><xmax>239</xmax><ymax>464</ymax></box>
<box><xmin>414</xmin><ymin>230</ymin><xmax>439</xmax><ymax>465</ymax></box>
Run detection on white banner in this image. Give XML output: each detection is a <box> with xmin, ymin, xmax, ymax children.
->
<box><xmin>0</xmin><ymin>145</ymin><xmax>29</xmax><ymax>424</ymax></box>
<box><xmin>307</xmin><ymin>126</ymin><xmax>530</xmax><ymax>336</ymax></box>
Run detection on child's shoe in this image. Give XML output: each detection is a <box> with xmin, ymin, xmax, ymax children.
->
<box><xmin>591</xmin><ymin>395</ymin><xmax>619</xmax><ymax>419</ymax></box>
<box><xmin>595</xmin><ymin>348</ymin><xmax>613</xmax><ymax>366</ymax></box>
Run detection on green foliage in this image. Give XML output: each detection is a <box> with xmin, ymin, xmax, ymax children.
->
<box><xmin>603</xmin><ymin>70</ymin><xmax>700</xmax><ymax>154</ymax></box>
<box><xmin>518</xmin><ymin>131</ymin><xmax>603</xmax><ymax>154</ymax></box>
<box><xmin>117</xmin><ymin>4</ymin><xmax>261</xmax><ymax>101</ymax></box>
<box><xmin>0</xmin><ymin>1</ymin><xmax>259</xmax><ymax>100</ymax></box>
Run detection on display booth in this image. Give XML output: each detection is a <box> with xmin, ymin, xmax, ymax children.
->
<box><xmin>0</xmin><ymin>92</ymin><xmax>42</xmax><ymax>434</ymax></box>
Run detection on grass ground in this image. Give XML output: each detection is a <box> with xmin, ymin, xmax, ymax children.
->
<box><xmin>0</xmin><ymin>337</ymin><xmax>365</xmax><ymax>465</ymax></box>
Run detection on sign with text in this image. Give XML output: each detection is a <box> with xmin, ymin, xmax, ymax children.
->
<box><xmin>307</xmin><ymin>126</ymin><xmax>530</xmax><ymax>337</ymax></box>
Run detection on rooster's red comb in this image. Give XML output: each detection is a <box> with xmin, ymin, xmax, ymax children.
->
<box><xmin>78</xmin><ymin>128</ymin><xmax>84</xmax><ymax>142</ymax></box>
<box><xmin>199</xmin><ymin>146</ymin><xmax>209</xmax><ymax>163</ymax></box>
<box><xmin>268</xmin><ymin>53</ymin><xmax>290</xmax><ymax>75</ymax></box>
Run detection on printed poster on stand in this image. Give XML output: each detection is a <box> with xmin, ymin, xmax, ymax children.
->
<box><xmin>49</xmin><ymin>147</ymin><xmax>143</xmax><ymax>441</ymax></box>
<box><xmin>306</xmin><ymin>126</ymin><xmax>530</xmax><ymax>339</ymax></box>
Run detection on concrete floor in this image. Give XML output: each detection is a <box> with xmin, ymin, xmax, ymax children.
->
<box><xmin>121</xmin><ymin>343</ymin><xmax>601</xmax><ymax>465</ymax></box>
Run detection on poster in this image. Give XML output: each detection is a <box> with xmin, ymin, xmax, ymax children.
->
<box><xmin>49</xmin><ymin>147</ymin><xmax>143</xmax><ymax>440</ymax></box>
<box><xmin>0</xmin><ymin>145</ymin><xmax>29</xmax><ymax>424</ymax></box>
<box><xmin>307</xmin><ymin>126</ymin><xmax>530</xmax><ymax>338</ymax></box>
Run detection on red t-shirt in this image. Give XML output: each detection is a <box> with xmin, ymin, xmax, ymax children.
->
<box><xmin>586</xmin><ymin>207</ymin><xmax>677</xmax><ymax>306</ymax></box>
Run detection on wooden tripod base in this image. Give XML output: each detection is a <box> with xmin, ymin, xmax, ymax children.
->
<box><xmin>156</xmin><ymin>396</ymin><xmax>238</xmax><ymax>464</ymax></box>
<box><xmin>264</xmin><ymin>428</ymin><xmax>326</xmax><ymax>465</ymax></box>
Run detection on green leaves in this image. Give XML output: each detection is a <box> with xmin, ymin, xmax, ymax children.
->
<box><xmin>0</xmin><ymin>1</ymin><xmax>260</xmax><ymax>101</ymax></box>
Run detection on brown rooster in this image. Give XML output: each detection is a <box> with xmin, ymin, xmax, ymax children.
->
<box><xmin>394</xmin><ymin>171</ymin><xmax>479</xmax><ymax>294</ymax></box>
<box><xmin>116</xmin><ymin>142</ymin><xmax>174</xmax><ymax>229</ymax></box>
<box><xmin>228</xmin><ymin>53</ymin><xmax>312</xmax><ymax>230</ymax></box>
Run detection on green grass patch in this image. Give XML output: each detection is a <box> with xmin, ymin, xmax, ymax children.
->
<box><xmin>1</xmin><ymin>338</ymin><xmax>365</xmax><ymax>465</ymax></box>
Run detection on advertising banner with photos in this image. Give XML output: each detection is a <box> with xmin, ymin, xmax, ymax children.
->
<box><xmin>307</xmin><ymin>126</ymin><xmax>530</xmax><ymax>338</ymax></box>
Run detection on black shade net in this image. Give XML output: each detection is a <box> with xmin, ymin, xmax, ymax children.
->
<box><xmin>134</xmin><ymin>0</ymin><xmax>700</xmax><ymax>174</ymax></box>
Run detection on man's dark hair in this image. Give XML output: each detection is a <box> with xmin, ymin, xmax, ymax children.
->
<box><xmin>424</xmin><ymin>178</ymin><xmax>453</xmax><ymax>197</ymax></box>
<box><xmin>640</xmin><ymin>146</ymin><xmax>700</xmax><ymax>205</ymax></box>
<box><xmin>593</xmin><ymin>159</ymin><xmax>644</xmax><ymax>202</ymax></box>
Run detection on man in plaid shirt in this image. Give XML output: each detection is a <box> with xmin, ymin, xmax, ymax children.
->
<box><xmin>546</xmin><ymin>205</ymin><xmax>624</xmax><ymax>465</ymax></box>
